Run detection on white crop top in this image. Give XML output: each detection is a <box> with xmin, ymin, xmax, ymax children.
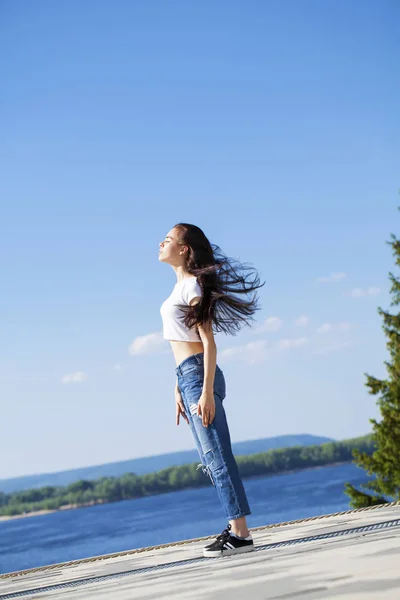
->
<box><xmin>160</xmin><ymin>277</ymin><xmax>203</xmax><ymax>341</ymax></box>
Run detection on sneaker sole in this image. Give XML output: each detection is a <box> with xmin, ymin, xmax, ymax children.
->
<box><xmin>203</xmin><ymin>544</ymin><xmax>255</xmax><ymax>558</ymax></box>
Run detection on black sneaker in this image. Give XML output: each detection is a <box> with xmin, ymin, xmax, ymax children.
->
<box><xmin>203</xmin><ymin>524</ymin><xmax>254</xmax><ymax>557</ymax></box>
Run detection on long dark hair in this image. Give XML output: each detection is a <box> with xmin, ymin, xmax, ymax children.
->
<box><xmin>174</xmin><ymin>223</ymin><xmax>265</xmax><ymax>336</ymax></box>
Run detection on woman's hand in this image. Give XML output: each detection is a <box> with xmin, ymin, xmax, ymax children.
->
<box><xmin>197</xmin><ymin>390</ymin><xmax>216</xmax><ymax>427</ymax></box>
<box><xmin>175</xmin><ymin>387</ymin><xmax>188</xmax><ymax>426</ymax></box>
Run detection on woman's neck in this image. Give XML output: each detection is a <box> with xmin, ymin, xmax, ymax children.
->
<box><xmin>173</xmin><ymin>266</ymin><xmax>193</xmax><ymax>283</ymax></box>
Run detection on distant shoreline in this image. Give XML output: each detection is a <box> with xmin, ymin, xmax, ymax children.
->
<box><xmin>0</xmin><ymin>461</ymin><xmax>350</xmax><ymax>522</ymax></box>
<box><xmin>0</xmin><ymin>499</ymin><xmax>107</xmax><ymax>522</ymax></box>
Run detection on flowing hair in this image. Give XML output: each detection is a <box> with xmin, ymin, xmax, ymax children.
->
<box><xmin>174</xmin><ymin>223</ymin><xmax>265</xmax><ymax>336</ymax></box>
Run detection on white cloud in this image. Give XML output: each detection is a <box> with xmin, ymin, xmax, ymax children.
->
<box><xmin>295</xmin><ymin>315</ymin><xmax>310</xmax><ymax>327</ymax></box>
<box><xmin>254</xmin><ymin>316</ymin><xmax>282</xmax><ymax>333</ymax></box>
<box><xmin>61</xmin><ymin>371</ymin><xmax>88</xmax><ymax>384</ymax></box>
<box><xmin>349</xmin><ymin>287</ymin><xmax>380</xmax><ymax>298</ymax></box>
<box><xmin>313</xmin><ymin>342</ymin><xmax>351</xmax><ymax>356</ymax></box>
<box><xmin>128</xmin><ymin>331</ymin><xmax>164</xmax><ymax>355</ymax></box>
<box><xmin>317</xmin><ymin>322</ymin><xmax>352</xmax><ymax>334</ymax></box>
<box><xmin>316</xmin><ymin>272</ymin><xmax>346</xmax><ymax>283</ymax></box>
<box><xmin>246</xmin><ymin>341</ymin><xmax>268</xmax><ymax>352</ymax></box>
<box><xmin>276</xmin><ymin>337</ymin><xmax>308</xmax><ymax>350</ymax></box>
<box><xmin>220</xmin><ymin>336</ymin><xmax>307</xmax><ymax>364</ymax></box>
<box><xmin>113</xmin><ymin>363</ymin><xmax>122</xmax><ymax>371</ymax></box>
<box><xmin>219</xmin><ymin>340</ymin><xmax>268</xmax><ymax>364</ymax></box>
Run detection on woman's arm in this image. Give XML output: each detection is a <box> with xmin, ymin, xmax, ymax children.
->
<box><xmin>198</xmin><ymin>320</ymin><xmax>217</xmax><ymax>394</ymax></box>
<box><xmin>189</xmin><ymin>295</ymin><xmax>217</xmax><ymax>427</ymax></box>
<box><xmin>188</xmin><ymin>296</ymin><xmax>217</xmax><ymax>394</ymax></box>
<box><xmin>197</xmin><ymin>318</ymin><xmax>217</xmax><ymax>427</ymax></box>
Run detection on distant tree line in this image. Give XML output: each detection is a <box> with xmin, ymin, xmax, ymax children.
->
<box><xmin>0</xmin><ymin>435</ymin><xmax>374</xmax><ymax>517</ymax></box>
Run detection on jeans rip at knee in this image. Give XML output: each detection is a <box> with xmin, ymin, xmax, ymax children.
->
<box><xmin>202</xmin><ymin>448</ymin><xmax>226</xmax><ymax>487</ymax></box>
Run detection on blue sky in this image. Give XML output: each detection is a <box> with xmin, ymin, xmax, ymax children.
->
<box><xmin>1</xmin><ymin>0</ymin><xmax>399</xmax><ymax>479</ymax></box>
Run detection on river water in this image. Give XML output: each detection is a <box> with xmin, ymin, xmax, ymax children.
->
<box><xmin>0</xmin><ymin>462</ymin><xmax>368</xmax><ymax>574</ymax></box>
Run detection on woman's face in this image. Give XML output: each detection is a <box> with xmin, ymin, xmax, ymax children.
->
<box><xmin>158</xmin><ymin>228</ymin><xmax>188</xmax><ymax>266</ymax></box>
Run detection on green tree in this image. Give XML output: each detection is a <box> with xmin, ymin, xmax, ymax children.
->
<box><xmin>67</xmin><ymin>480</ymin><xmax>94</xmax><ymax>494</ymax></box>
<box><xmin>345</xmin><ymin>230</ymin><xmax>400</xmax><ymax>507</ymax></box>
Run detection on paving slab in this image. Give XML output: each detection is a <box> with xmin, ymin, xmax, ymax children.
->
<box><xmin>1</xmin><ymin>504</ymin><xmax>400</xmax><ymax>599</ymax></box>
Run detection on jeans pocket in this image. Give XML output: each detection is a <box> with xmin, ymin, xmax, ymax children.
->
<box><xmin>182</xmin><ymin>364</ymin><xmax>202</xmax><ymax>378</ymax></box>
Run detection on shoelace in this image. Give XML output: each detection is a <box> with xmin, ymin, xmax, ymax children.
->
<box><xmin>216</xmin><ymin>524</ymin><xmax>232</xmax><ymax>546</ymax></box>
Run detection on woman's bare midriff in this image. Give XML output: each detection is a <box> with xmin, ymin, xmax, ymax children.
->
<box><xmin>170</xmin><ymin>340</ymin><xmax>204</xmax><ymax>367</ymax></box>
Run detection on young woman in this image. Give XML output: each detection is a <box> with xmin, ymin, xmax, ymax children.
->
<box><xmin>159</xmin><ymin>223</ymin><xmax>264</xmax><ymax>558</ymax></box>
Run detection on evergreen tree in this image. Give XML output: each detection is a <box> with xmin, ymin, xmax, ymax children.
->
<box><xmin>345</xmin><ymin>229</ymin><xmax>400</xmax><ymax>508</ymax></box>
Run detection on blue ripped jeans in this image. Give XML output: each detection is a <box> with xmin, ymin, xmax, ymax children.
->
<box><xmin>176</xmin><ymin>352</ymin><xmax>251</xmax><ymax>521</ymax></box>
